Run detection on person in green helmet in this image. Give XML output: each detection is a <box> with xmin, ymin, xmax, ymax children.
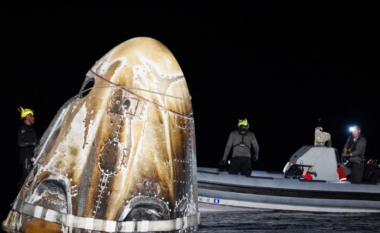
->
<box><xmin>219</xmin><ymin>119</ymin><xmax>259</xmax><ymax>176</ymax></box>
<box><xmin>17</xmin><ymin>107</ymin><xmax>39</xmax><ymax>190</ymax></box>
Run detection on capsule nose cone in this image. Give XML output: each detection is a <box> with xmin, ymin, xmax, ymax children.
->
<box><xmin>87</xmin><ymin>37</ymin><xmax>192</xmax><ymax>116</ymax></box>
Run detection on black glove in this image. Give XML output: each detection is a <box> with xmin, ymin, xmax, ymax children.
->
<box><xmin>253</xmin><ymin>155</ymin><xmax>258</xmax><ymax>161</ymax></box>
<box><xmin>219</xmin><ymin>160</ymin><xmax>226</xmax><ymax>166</ymax></box>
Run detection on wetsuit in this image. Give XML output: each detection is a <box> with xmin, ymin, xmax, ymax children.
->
<box><xmin>18</xmin><ymin>124</ymin><xmax>39</xmax><ymax>189</ymax></box>
<box><xmin>344</xmin><ymin>135</ymin><xmax>366</xmax><ymax>183</ymax></box>
<box><xmin>222</xmin><ymin>130</ymin><xmax>259</xmax><ymax>176</ymax></box>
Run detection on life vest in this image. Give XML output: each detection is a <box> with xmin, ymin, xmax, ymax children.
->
<box><xmin>347</xmin><ymin>135</ymin><xmax>364</xmax><ymax>159</ymax></box>
<box><xmin>233</xmin><ymin>134</ymin><xmax>251</xmax><ymax>149</ymax></box>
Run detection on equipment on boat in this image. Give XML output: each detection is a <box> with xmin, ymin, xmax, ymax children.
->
<box><xmin>197</xmin><ymin>121</ymin><xmax>380</xmax><ymax>213</ymax></box>
<box><xmin>314</xmin><ymin>119</ymin><xmax>331</xmax><ymax>147</ymax></box>
<box><xmin>284</xmin><ymin>146</ymin><xmax>340</xmax><ymax>181</ymax></box>
<box><xmin>363</xmin><ymin>159</ymin><xmax>380</xmax><ymax>182</ymax></box>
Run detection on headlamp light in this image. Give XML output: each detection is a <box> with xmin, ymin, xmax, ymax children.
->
<box><xmin>349</xmin><ymin>127</ymin><xmax>355</xmax><ymax>132</ymax></box>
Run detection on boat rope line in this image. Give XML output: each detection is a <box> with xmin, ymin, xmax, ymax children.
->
<box><xmin>198</xmin><ymin>196</ymin><xmax>380</xmax><ymax>213</ymax></box>
<box><xmin>88</xmin><ymin>70</ymin><xmax>193</xmax><ymax>119</ymax></box>
<box><xmin>12</xmin><ymin>199</ymin><xmax>200</xmax><ymax>232</ymax></box>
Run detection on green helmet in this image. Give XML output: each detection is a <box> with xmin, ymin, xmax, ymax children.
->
<box><xmin>238</xmin><ymin>118</ymin><xmax>249</xmax><ymax>127</ymax></box>
<box><xmin>18</xmin><ymin>106</ymin><xmax>34</xmax><ymax>119</ymax></box>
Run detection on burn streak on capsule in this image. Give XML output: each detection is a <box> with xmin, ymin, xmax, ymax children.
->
<box><xmin>3</xmin><ymin>37</ymin><xmax>199</xmax><ymax>233</ymax></box>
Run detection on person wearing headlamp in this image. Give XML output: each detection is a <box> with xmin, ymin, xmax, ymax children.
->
<box><xmin>219</xmin><ymin>118</ymin><xmax>259</xmax><ymax>176</ymax></box>
<box><xmin>343</xmin><ymin>125</ymin><xmax>366</xmax><ymax>182</ymax></box>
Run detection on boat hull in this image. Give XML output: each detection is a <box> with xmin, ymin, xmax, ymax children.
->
<box><xmin>198</xmin><ymin>167</ymin><xmax>380</xmax><ymax>213</ymax></box>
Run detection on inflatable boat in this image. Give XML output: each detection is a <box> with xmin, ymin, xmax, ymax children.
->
<box><xmin>198</xmin><ymin>146</ymin><xmax>380</xmax><ymax>213</ymax></box>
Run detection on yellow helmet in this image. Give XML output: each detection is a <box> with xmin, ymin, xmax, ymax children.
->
<box><xmin>238</xmin><ymin>118</ymin><xmax>249</xmax><ymax>127</ymax></box>
<box><xmin>18</xmin><ymin>107</ymin><xmax>34</xmax><ymax>119</ymax></box>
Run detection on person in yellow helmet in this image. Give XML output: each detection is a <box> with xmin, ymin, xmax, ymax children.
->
<box><xmin>17</xmin><ymin>107</ymin><xmax>39</xmax><ymax>190</ymax></box>
<box><xmin>219</xmin><ymin>118</ymin><xmax>259</xmax><ymax>176</ymax></box>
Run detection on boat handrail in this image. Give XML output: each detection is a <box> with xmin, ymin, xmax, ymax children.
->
<box><xmin>198</xmin><ymin>171</ymin><xmax>220</xmax><ymax>175</ymax></box>
<box><xmin>293</xmin><ymin>164</ymin><xmax>313</xmax><ymax>167</ymax></box>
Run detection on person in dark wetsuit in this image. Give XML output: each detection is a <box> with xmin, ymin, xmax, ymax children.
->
<box><xmin>343</xmin><ymin>125</ymin><xmax>366</xmax><ymax>183</ymax></box>
<box><xmin>219</xmin><ymin>119</ymin><xmax>259</xmax><ymax>176</ymax></box>
<box><xmin>18</xmin><ymin>107</ymin><xmax>39</xmax><ymax>189</ymax></box>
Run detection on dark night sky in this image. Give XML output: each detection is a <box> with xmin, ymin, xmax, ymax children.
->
<box><xmin>0</xmin><ymin>1</ymin><xmax>378</xmax><ymax>224</ymax></box>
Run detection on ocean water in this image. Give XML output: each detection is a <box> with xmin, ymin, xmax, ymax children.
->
<box><xmin>197</xmin><ymin>204</ymin><xmax>380</xmax><ymax>232</ymax></box>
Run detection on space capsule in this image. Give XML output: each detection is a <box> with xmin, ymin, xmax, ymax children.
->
<box><xmin>3</xmin><ymin>37</ymin><xmax>199</xmax><ymax>232</ymax></box>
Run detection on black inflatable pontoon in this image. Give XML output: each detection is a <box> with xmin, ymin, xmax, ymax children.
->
<box><xmin>198</xmin><ymin>146</ymin><xmax>380</xmax><ymax>213</ymax></box>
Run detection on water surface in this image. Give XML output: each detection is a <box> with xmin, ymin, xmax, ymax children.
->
<box><xmin>198</xmin><ymin>206</ymin><xmax>380</xmax><ymax>232</ymax></box>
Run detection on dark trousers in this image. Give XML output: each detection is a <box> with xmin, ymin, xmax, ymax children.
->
<box><xmin>18</xmin><ymin>157</ymin><xmax>32</xmax><ymax>190</ymax></box>
<box><xmin>349</xmin><ymin>163</ymin><xmax>364</xmax><ymax>183</ymax></box>
<box><xmin>229</xmin><ymin>157</ymin><xmax>252</xmax><ymax>176</ymax></box>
